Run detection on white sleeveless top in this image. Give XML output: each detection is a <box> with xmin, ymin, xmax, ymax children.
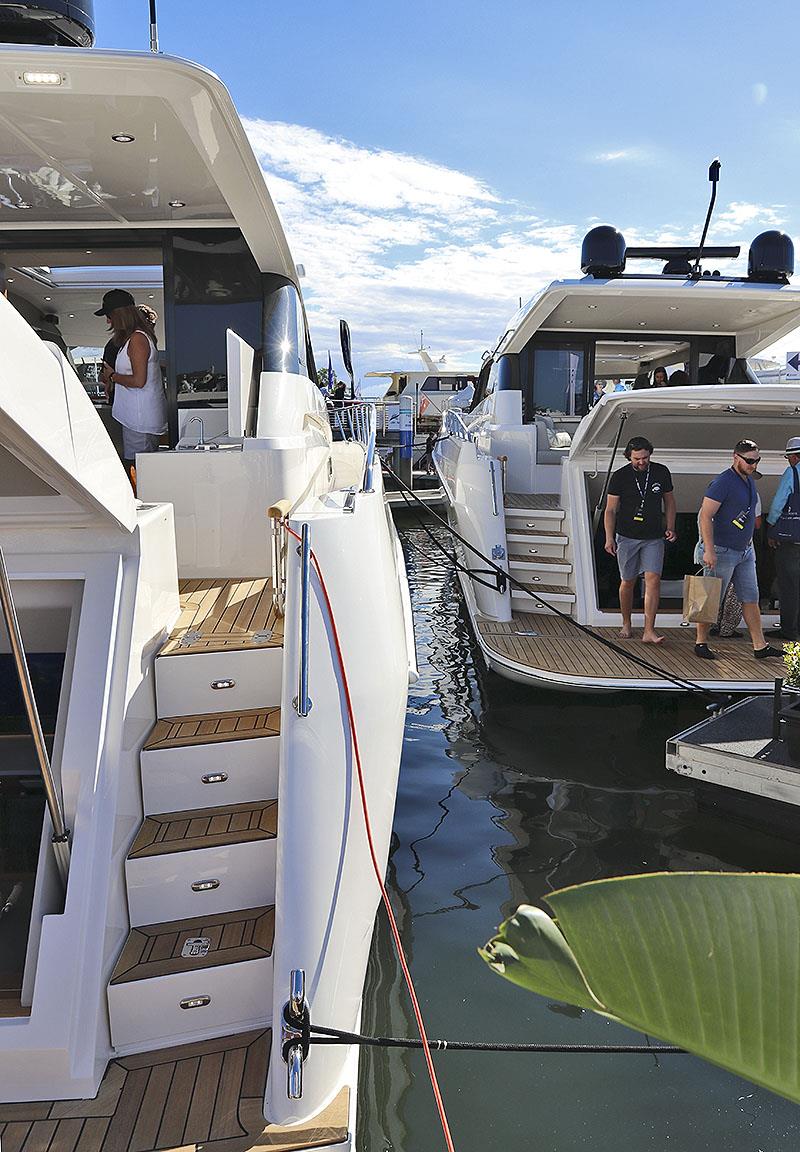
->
<box><xmin>112</xmin><ymin>332</ymin><xmax>168</xmax><ymax>434</ymax></box>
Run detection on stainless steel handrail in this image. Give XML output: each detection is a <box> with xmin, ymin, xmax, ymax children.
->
<box><xmin>0</xmin><ymin>546</ymin><xmax>70</xmax><ymax>887</ymax></box>
<box><xmin>294</xmin><ymin>522</ymin><xmax>312</xmax><ymax>717</ymax></box>
<box><xmin>327</xmin><ymin>401</ymin><xmax>376</xmax><ymax>493</ymax></box>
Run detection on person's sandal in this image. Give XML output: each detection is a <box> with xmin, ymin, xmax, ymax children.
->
<box><xmin>694</xmin><ymin>643</ymin><xmax>716</xmax><ymax>659</ymax></box>
<box><xmin>754</xmin><ymin>644</ymin><xmax>783</xmax><ymax>659</ymax></box>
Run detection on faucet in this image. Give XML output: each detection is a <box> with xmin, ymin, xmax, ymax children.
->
<box><xmin>186</xmin><ymin>414</ymin><xmax>205</xmax><ymax>446</ymax></box>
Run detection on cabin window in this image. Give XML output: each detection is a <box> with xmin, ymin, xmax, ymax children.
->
<box><xmin>530</xmin><ymin>345</ymin><xmax>587</xmax><ymax>417</ymax></box>
<box><xmin>262</xmin><ymin>277</ymin><xmax>308</xmax><ymax>376</ymax></box>
<box><xmin>170</xmin><ymin>231</ymin><xmax>263</xmax><ymax>406</ymax></box>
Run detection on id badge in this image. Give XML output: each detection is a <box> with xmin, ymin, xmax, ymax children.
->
<box><xmin>732</xmin><ymin>517</ymin><xmax>745</xmax><ymax>530</ymax></box>
<box><xmin>633</xmin><ymin>514</ymin><xmax>644</xmax><ymax>523</ymax></box>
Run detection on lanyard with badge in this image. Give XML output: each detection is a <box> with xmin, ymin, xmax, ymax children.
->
<box><xmin>732</xmin><ymin>471</ymin><xmax>754</xmax><ymax>531</ymax></box>
<box><xmin>631</xmin><ymin>463</ymin><xmax>650</xmax><ymax>523</ymax></box>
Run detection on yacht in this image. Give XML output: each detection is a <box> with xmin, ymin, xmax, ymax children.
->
<box><xmin>0</xmin><ymin>7</ymin><xmax>415</xmax><ymax>1150</ymax></box>
<box><xmin>364</xmin><ymin>340</ymin><xmax>477</xmax><ymax>426</ymax></box>
<box><xmin>435</xmin><ymin>215</ymin><xmax>800</xmax><ymax>692</ymax></box>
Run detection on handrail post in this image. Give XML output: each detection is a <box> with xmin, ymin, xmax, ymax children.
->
<box><xmin>294</xmin><ymin>522</ymin><xmax>312</xmax><ymax>717</ymax></box>
<box><xmin>0</xmin><ymin>546</ymin><xmax>70</xmax><ymax>888</ymax></box>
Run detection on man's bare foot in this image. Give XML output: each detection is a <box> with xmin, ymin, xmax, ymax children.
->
<box><xmin>618</xmin><ymin>628</ymin><xmax>634</xmax><ymax>639</ymax></box>
<box><xmin>642</xmin><ymin>632</ymin><xmax>665</xmax><ymax>645</ymax></box>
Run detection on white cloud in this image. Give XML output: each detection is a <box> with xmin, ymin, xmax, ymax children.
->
<box><xmin>714</xmin><ymin>201</ymin><xmax>785</xmax><ymax>232</ymax></box>
<box><xmin>244</xmin><ymin>118</ymin><xmax>581</xmax><ymax>375</ymax></box>
<box><xmin>592</xmin><ymin>148</ymin><xmax>650</xmax><ymax>164</ymax></box>
<box><xmin>753</xmin><ymin>82</ymin><xmax>768</xmax><ymax>106</ymax></box>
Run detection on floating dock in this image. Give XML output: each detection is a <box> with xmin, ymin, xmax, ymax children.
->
<box><xmin>667</xmin><ymin>695</ymin><xmax>800</xmax><ymax>811</ymax></box>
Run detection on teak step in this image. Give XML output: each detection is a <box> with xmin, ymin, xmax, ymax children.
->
<box><xmin>504</xmin><ymin>492</ymin><xmax>562</xmax><ymax>510</ymax></box>
<box><xmin>161</xmin><ymin>578</ymin><xmax>284</xmax><ymax>657</ymax></box>
<box><xmin>111</xmin><ymin>906</ymin><xmax>275</xmax><ymax>986</ymax></box>
<box><xmin>508</xmin><ymin>553</ymin><xmax>572</xmax><ymax>572</ymax></box>
<box><xmin>125</xmin><ymin>803</ymin><xmax>278</xmax><ymax>927</ymax></box>
<box><xmin>128</xmin><ymin>801</ymin><xmax>278</xmax><ymax>860</ymax></box>
<box><xmin>108</xmin><ymin>912</ymin><xmax>275</xmax><ymax>1050</ymax></box>
<box><xmin>144</xmin><ymin>707</ymin><xmax>281</xmax><ymax>752</ymax></box>
<box><xmin>141</xmin><ymin>709</ymin><xmax>281</xmax><ymax>816</ymax></box>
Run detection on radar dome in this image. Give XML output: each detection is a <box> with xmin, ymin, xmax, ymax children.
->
<box><xmin>748</xmin><ymin>230</ymin><xmax>794</xmax><ymax>283</ymax></box>
<box><xmin>0</xmin><ymin>1</ymin><xmax>94</xmax><ymax>47</ymax></box>
<box><xmin>581</xmin><ymin>226</ymin><xmax>626</xmax><ymax>278</ymax></box>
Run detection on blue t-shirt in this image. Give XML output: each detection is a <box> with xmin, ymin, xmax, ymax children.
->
<box><xmin>704</xmin><ymin>467</ymin><xmax>757</xmax><ymax>548</ymax></box>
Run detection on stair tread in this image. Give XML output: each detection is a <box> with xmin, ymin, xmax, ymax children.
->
<box><xmin>508</xmin><ymin>553</ymin><xmax>571</xmax><ymax>566</ymax></box>
<box><xmin>144</xmin><ymin>707</ymin><xmax>281</xmax><ymax>752</ymax></box>
<box><xmin>512</xmin><ymin>584</ymin><xmax>576</xmax><ymax>596</ymax></box>
<box><xmin>111</xmin><ymin>906</ymin><xmax>275</xmax><ymax>985</ymax></box>
<box><xmin>506</xmin><ymin>526</ymin><xmax>567</xmax><ymax>538</ymax></box>
<box><xmin>161</xmin><ymin>578</ymin><xmax>284</xmax><ymax>656</ymax></box>
<box><xmin>504</xmin><ymin>493</ymin><xmax>562</xmax><ymax>509</ymax></box>
<box><xmin>128</xmin><ymin>801</ymin><xmax>278</xmax><ymax>859</ymax></box>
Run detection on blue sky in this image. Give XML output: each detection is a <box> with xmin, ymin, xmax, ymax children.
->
<box><xmin>97</xmin><ymin>1</ymin><xmax>800</xmax><ymax>376</ymax></box>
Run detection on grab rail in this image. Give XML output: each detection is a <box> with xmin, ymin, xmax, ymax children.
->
<box><xmin>0</xmin><ymin>546</ymin><xmax>70</xmax><ymax>887</ymax></box>
<box><xmin>592</xmin><ymin>410</ymin><xmax>628</xmax><ymax>532</ymax></box>
<box><xmin>294</xmin><ymin>522</ymin><xmax>312</xmax><ymax>717</ymax></box>
<box><xmin>328</xmin><ymin>402</ymin><xmax>376</xmax><ymax>493</ymax></box>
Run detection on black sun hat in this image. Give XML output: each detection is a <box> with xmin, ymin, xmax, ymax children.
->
<box><xmin>94</xmin><ymin>289</ymin><xmax>135</xmax><ymax>316</ymax></box>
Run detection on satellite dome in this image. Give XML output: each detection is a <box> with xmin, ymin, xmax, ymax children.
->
<box><xmin>581</xmin><ymin>226</ymin><xmax>626</xmax><ymax>278</ymax></box>
<box><xmin>748</xmin><ymin>231</ymin><xmax>794</xmax><ymax>283</ymax></box>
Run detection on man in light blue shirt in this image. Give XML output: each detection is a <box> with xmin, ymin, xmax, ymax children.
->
<box><xmin>767</xmin><ymin>436</ymin><xmax>800</xmax><ymax>640</ymax></box>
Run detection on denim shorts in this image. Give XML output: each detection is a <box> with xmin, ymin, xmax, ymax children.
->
<box><xmin>703</xmin><ymin>543</ymin><xmax>759</xmax><ymax>605</ymax></box>
<box><xmin>616</xmin><ymin>535</ymin><xmax>665</xmax><ymax>581</ymax></box>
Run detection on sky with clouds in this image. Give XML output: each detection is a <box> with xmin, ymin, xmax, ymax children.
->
<box><xmin>98</xmin><ymin>0</ymin><xmax>800</xmax><ymax>378</ymax></box>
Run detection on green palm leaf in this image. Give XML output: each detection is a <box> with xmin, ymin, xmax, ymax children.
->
<box><xmin>480</xmin><ymin>872</ymin><xmax>800</xmax><ymax>1103</ymax></box>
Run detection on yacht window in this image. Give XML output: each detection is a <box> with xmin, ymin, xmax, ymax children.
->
<box><xmin>531</xmin><ymin>346</ymin><xmax>586</xmax><ymax>416</ymax></box>
<box><xmin>172</xmin><ymin>232</ymin><xmax>262</xmax><ymax>404</ymax></box>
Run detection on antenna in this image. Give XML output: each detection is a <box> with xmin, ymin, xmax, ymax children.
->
<box><xmin>693</xmin><ymin>158</ymin><xmax>721</xmax><ymax>276</ymax></box>
<box><xmin>149</xmin><ymin>0</ymin><xmax>159</xmax><ymax>52</ymax></box>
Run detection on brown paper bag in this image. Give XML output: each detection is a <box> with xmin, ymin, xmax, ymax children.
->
<box><xmin>682</xmin><ymin>573</ymin><xmax>722</xmax><ymax>624</ymax></box>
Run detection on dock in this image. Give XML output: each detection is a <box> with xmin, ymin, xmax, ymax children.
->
<box><xmin>667</xmin><ymin>695</ymin><xmax>800</xmax><ymax>808</ymax></box>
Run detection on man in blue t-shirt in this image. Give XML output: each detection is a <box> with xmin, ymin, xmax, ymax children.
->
<box><xmin>766</xmin><ymin>436</ymin><xmax>800</xmax><ymax>640</ymax></box>
<box><xmin>695</xmin><ymin>438</ymin><xmax>782</xmax><ymax>660</ymax></box>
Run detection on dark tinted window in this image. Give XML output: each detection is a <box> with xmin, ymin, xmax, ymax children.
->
<box><xmin>532</xmin><ymin>346</ymin><xmax>586</xmax><ymax>415</ymax></box>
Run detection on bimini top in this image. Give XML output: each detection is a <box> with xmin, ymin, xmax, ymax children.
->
<box><xmin>0</xmin><ymin>44</ymin><xmax>297</xmax><ymax>282</ymax></box>
<box><xmin>496</xmin><ymin>275</ymin><xmax>800</xmax><ymax>360</ymax></box>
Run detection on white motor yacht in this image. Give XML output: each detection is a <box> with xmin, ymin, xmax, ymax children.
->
<box><xmin>435</xmin><ymin>199</ymin><xmax>800</xmax><ymax>692</ymax></box>
<box><xmin>0</xmin><ymin>10</ymin><xmax>415</xmax><ymax>1151</ymax></box>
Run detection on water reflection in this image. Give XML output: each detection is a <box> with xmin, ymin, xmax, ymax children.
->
<box><xmin>358</xmin><ymin>517</ymin><xmax>800</xmax><ymax>1151</ymax></box>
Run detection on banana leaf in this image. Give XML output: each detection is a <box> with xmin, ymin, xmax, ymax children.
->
<box><xmin>480</xmin><ymin>872</ymin><xmax>800</xmax><ymax>1103</ymax></box>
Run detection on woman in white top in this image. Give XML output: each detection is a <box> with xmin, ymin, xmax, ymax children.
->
<box><xmin>95</xmin><ymin>289</ymin><xmax>167</xmax><ymax>467</ymax></box>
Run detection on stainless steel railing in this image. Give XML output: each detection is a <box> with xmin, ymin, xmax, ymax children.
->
<box><xmin>294</xmin><ymin>522</ymin><xmax>312</xmax><ymax>717</ymax></box>
<box><xmin>328</xmin><ymin>402</ymin><xmax>377</xmax><ymax>492</ymax></box>
<box><xmin>0</xmin><ymin>546</ymin><xmax>70</xmax><ymax>887</ymax></box>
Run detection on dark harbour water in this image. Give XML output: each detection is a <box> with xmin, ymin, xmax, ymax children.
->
<box><xmin>357</xmin><ymin>516</ymin><xmax>800</xmax><ymax>1152</ymax></box>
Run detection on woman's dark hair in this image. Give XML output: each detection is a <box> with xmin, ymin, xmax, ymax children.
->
<box><xmin>624</xmin><ymin>436</ymin><xmax>654</xmax><ymax>459</ymax></box>
<box><xmin>668</xmin><ymin>369</ymin><xmax>688</xmax><ymax>386</ymax></box>
<box><xmin>632</xmin><ymin>373</ymin><xmax>650</xmax><ymax>390</ymax></box>
<box><xmin>734</xmin><ymin>438</ymin><xmax>759</xmax><ymax>455</ymax></box>
<box><xmin>653</xmin><ymin>367</ymin><xmax>669</xmax><ymax>385</ymax></box>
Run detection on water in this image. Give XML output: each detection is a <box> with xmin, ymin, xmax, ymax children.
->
<box><xmin>358</xmin><ymin>516</ymin><xmax>800</xmax><ymax>1151</ymax></box>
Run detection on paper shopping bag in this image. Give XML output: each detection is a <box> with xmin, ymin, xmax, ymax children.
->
<box><xmin>682</xmin><ymin>573</ymin><xmax>722</xmax><ymax>624</ymax></box>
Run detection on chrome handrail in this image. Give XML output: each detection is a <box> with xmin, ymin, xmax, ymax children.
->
<box><xmin>294</xmin><ymin>522</ymin><xmax>312</xmax><ymax>717</ymax></box>
<box><xmin>327</xmin><ymin>401</ymin><xmax>376</xmax><ymax>493</ymax></box>
<box><xmin>0</xmin><ymin>546</ymin><xmax>70</xmax><ymax>887</ymax></box>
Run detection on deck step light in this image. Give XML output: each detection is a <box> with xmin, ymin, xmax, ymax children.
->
<box><xmin>21</xmin><ymin>71</ymin><xmax>63</xmax><ymax>86</ymax></box>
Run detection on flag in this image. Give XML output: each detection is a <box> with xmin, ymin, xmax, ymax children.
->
<box><xmin>327</xmin><ymin>351</ymin><xmax>334</xmax><ymax>394</ymax></box>
<box><xmin>419</xmin><ymin>394</ymin><xmax>431</xmax><ymax>418</ymax></box>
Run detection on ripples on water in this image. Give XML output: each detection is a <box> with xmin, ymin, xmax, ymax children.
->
<box><xmin>358</xmin><ymin>515</ymin><xmax>800</xmax><ymax>1151</ymax></box>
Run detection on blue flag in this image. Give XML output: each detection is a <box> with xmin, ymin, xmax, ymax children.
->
<box><xmin>327</xmin><ymin>351</ymin><xmax>334</xmax><ymax>393</ymax></box>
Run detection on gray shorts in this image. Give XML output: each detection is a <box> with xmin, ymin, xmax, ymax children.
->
<box><xmin>616</xmin><ymin>535</ymin><xmax>665</xmax><ymax>581</ymax></box>
<box><xmin>122</xmin><ymin>427</ymin><xmax>161</xmax><ymax>460</ymax></box>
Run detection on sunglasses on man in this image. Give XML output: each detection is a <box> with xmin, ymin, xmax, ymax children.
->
<box><xmin>735</xmin><ymin>453</ymin><xmax>761</xmax><ymax>465</ymax></box>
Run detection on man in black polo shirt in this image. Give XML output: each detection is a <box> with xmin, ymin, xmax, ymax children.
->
<box><xmin>604</xmin><ymin>436</ymin><xmax>676</xmax><ymax>643</ymax></box>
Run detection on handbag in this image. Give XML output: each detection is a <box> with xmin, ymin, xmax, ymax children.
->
<box><xmin>768</xmin><ymin>465</ymin><xmax>800</xmax><ymax>543</ymax></box>
<box><xmin>682</xmin><ymin>572</ymin><xmax>722</xmax><ymax>624</ymax></box>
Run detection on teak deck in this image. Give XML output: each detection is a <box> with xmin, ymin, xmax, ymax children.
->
<box><xmin>478</xmin><ymin>612</ymin><xmax>784</xmax><ymax>688</ymax></box>
<box><xmin>504</xmin><ymin>492</ymin><xmax>561</xmax><ymax>510</ymax></box>
<box><xmin>128</xmin><ymin>802</ymin><xmax>278</xmax><ymax>859</ymax></box>
<box><xmin>161</xmin><ymin>580</ymin><xmax>284</xmax><ymax>656</ymax></box>
<box><xmin>0</xmin><ymin>1030</ymin><xmax>349</xmax><ymax>1152</ymax></box>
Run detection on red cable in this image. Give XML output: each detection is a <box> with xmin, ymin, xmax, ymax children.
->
<box><xmin>285</xmin><ymin>524</ymin><xmax>456</xmax><ymax>1152</ymax></box>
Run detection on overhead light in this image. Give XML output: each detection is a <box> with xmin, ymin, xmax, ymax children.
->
<box><xmin>68</xmin><ymin>313</ymin><xmax>74</xmax><ymax>318</ymax></box>
<box><xmin>148</xmin><ymin>294</ymin><xmax>155</xmax><ymax>299</ymax></box>
<box><xmin>587</xmin><ymin>304</ymin><xmax>597</xmax><ymax>310</ymax></box>
<box><xmin>16</xmin><ymin>203</ymin><xmax>31</xmax><ymax>210</ymax></box>
<box><xmin>85</xmin><ymin>249</ymin><xmax>92</xmax><ymax>255</ymax></box>
<box><xmin>112</xmin><ymin>133</ymin><xmax>135</xmax><ymax>143</ymax></box>
<box><xmin>712</xmin><ymin>322</ymin><xmax>720</xmax><ymax>328</ymax></box>
<box><xmin>21</xmin><ymin>71</ymin><xmax>63</xmax><ymax>87</ymax></box>
<box><xmin>668</xmin><ymin>305</ymin><xmax>678</xmax><ymax>311</ymax></box>
<box><xmin>168</xmin><ymin>199</ymin><xmax>186</xmax><ymax>208</ymax></box>
<box><xmin>564</xmin><ymin>319</ymin><xmax>573</xmax><ymax>325</ymax></box>
<box><xmin>6</xmin><ymin>277</ymin><xmax>14</xmax><ymax>283</ymax></box>
<box><xmin>44</xmin><ymin>296</ymin><xmax>51</xmax><ymax>301</ymax></box>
